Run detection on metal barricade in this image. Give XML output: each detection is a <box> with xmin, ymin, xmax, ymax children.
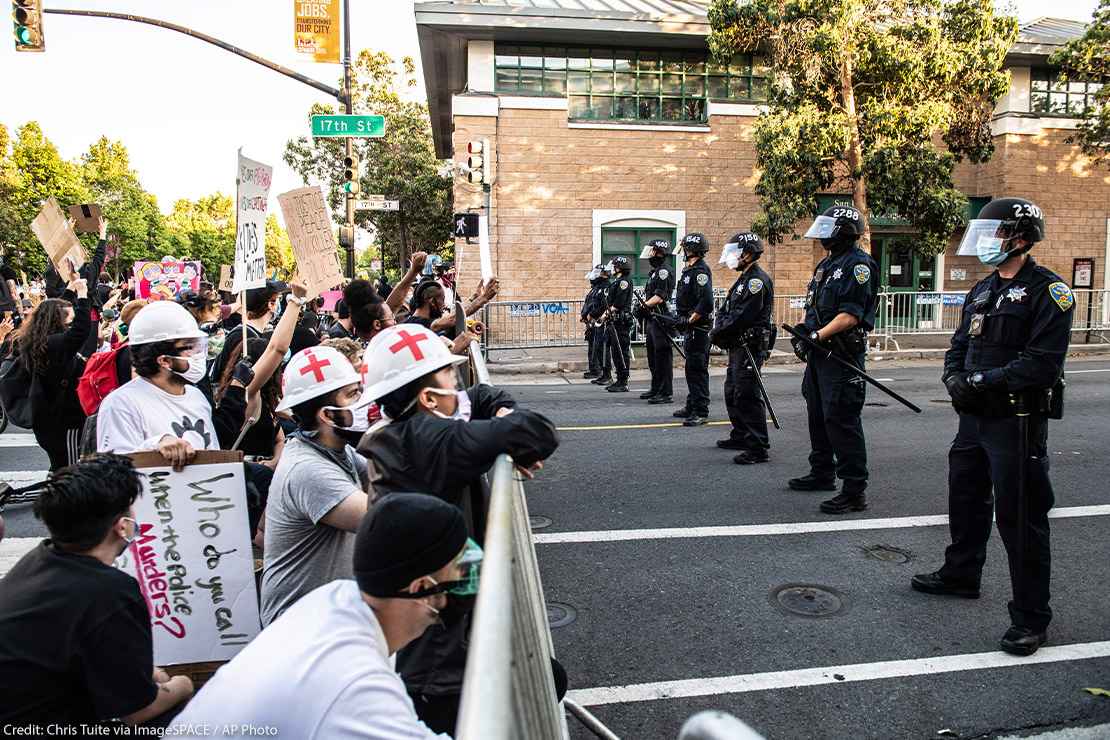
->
<box><xmin>483</xmin><ymin>300</ymin><xmax>586</xmax><ymax>351</ymax></box>
<box><xmin>456</xmin><ymin>454</ymin><xmax>569</xmax><ymax>740</ymax></box>
<box><xmin>1071</xmin><ymin>288</ymin><xmax>1110</xmax><ymax>341</ymax></box>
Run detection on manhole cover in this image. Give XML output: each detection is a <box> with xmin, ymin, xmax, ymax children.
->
<box><xmin>771</xmin><ymin>584</ymin><xmax>844</xmax><ymax>617</ymax></box>
<box><xmin>530</xmin><ymin>515</ymin><xmax>552</xmax><ymax>531</ymax></box>
<box><xmin>860</xmin><ymin>544</ymin><xmax>912</xmax><ymax>564</ymax></box>
<box><xmin>547</xmin><ymin>602</ymin><xmax>577</xmax><ymax>628</ymax></box>
<box><xmin>864</xmin><ymin>402</ymin><xmax>889</xmax><ymax>407</ymax></box>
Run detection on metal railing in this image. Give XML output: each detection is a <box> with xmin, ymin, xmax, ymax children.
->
<box><xmin>456</xmin><ymin>454</ymin><xmax>569</xmax><ymax>740</ymax></box>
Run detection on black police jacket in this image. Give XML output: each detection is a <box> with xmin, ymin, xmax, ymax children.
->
<box><xmin>607</xmin><ymin>273</ymin><xmax>633</xmax><ymax>317</ymax></box>
<box><xmin>804</xmin><ymin>245</ymin><xmax>879</xmax><ymax>332</ymax></box>
<box><xmin>357</xmin><ymin>384</ymin><xmax>559</xmax><ymax>697</ymax></box>
<box><xmin>944</xmin><ymin>257</ymin><xmax>1074</xmax><ymax>414</ymax></box>
<box><xmin>644</xmin><ymin>265</ymin><xmax>676</xmax><ymax>313</ymax></box>
<box><xmin>676</xmin><ymin>259</ymin><xmax>714</xmax><ymax>327</ymax></box>
<box><xmin>713</xmin><ymin>264</ymin><xmax>773</xmax><ymax>349</ymax></box>
<box><xmin>582</xmin><ymin>280</ymin><xmax>606</xmax><ymax>320</ymax></box>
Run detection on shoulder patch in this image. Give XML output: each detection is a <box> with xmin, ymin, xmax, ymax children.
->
<box><xmin>620</xmin><ymin>280</ymin><xmax>629</xmax><ymax>290</ymax></box>
<box><xmin>658</xmin><ymin>269</ymin><xmax>669</xmax><ymax>280</ymax></box>
<box><xmin>696</xmin><ymin>273</ymin><xmax>709</xmax><ymax>286</ymax></box>
<box><xmin>1048</xmin><ymin>281</ymin><xmax>1074</xmax><ymax>312</ymax></box>
<box><xmin>853</xmin><ymin>264</ymin><xmax>871</xmax><ymax>284</ymax></box>
<box><xmin>748</xmin><ymin>278</ymin><xmax>763</xmax><ymax>294</ymax></box>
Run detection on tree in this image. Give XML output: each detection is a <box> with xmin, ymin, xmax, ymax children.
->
<box><xmin>1050</xmin><ymin>0</ymin><xmax>1109</xmax><ymax>166</ymax></box>
<box><xmin>708</xmin><ymin>0</ymin><xmax>1017</xmax><ymax>254</ymax></box>
<box><xmin>163</xmin><ymin>194</ymin><xmax>236</xmax><ymax>281</ymax></box>
<box><xmin>264</xmin><ymin>213</ymin><xmax>295</xmax><ymax>277</ymax></box>
<box><xmin>283</xmin><ymin>50</ymin><xmax>453</xmax><ymax>268</ymax></box>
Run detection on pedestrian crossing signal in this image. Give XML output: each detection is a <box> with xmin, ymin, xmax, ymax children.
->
<box><xmin>12</xmin><ymin>0</ymin><xmax>44</xmax><ymax>51</ymax></box>
<box><xmin>453</xmin><ymin>212</ymin><xmax>479</xmax><ymax>238</ymax></box>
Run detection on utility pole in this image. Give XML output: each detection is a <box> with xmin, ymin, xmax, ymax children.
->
<box><xmin>342</xmin><ymin>0</ymin><xmax>356</xmax><ymax>280</ymax></box>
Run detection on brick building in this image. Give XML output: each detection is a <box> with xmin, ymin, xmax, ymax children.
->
<box><xmin>415</xmin><ymin>2</ymin><xmax>1108</xmax><ymax>310</ymax></box>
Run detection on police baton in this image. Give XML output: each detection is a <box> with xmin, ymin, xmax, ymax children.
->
<box><xmin>632</xmin><ymin>291</ymin><xmax>687</xmax><ymax>360</ymax></box>
<box><xmin>1014</xmin><ymin>393</ymin><xmax>1030</xmax><ymax>601</ymax></box>
<box><xmin>780</xmin><ymin>323</ymin><xmax>922</xmax><ymax>413</ymax></box>
<box><xmin>741</xmin><ymin>345</ymin><xmax>781</xmax><ymax>429</ymax></box>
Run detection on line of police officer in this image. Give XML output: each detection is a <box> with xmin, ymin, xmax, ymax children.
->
<box><xmin>579</xmin><ymin>196</ymin><xmax>1073</xmax><ymax>657</ymax></box>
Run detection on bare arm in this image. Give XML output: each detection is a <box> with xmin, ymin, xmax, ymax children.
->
<box><xmin>464</xmin><ymin>277</ymin><xmax>499</xmax><ymax>317</ymax></box>
<box><xmin>385</xmin><ymin>251</ymin><xmax>427</xmax><ymax>312</ymax></box>
<box><xmin>248</xmin><ymin>280</ymin><xmax>308</xmax><ymax>394</ymax></box>
<box><xmin>815</xmin><ymin>312</ymin><xmax>860</xmax><ymax>340</ymax></box>
<box><xmin>122</xmin><ymin>675</ymin><xmax>193</xmax><ymax>726</ymax></box>
<box><xmin>319</xmin><ymin>490</ymin><xmax>369</xmax><ymax>533</ymax></box>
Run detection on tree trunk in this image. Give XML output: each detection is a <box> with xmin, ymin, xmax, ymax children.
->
<box><xmin>839</xmin><ymin>54</ymin><xmax>871</xmax><ymax>252</ymax></box>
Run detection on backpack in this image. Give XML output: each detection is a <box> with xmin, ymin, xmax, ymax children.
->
<box><xmin>77</xmin><ymin>344</ymin><xmax>125</xmax><ymax>415</ymax></box>
<box><xmin>0</xmin><ymin>352</ymin><xmax>39</xmax><ymax>428</ymax></box>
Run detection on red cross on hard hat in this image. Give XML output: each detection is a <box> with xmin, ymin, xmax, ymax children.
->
<box><xmin>275</xmin><ymin>345</ymin><xmax>362</xmax><ymax>412</ymax></box>
<box><xmin>359</xmin><ymin>324</ymin><xmax>467</xmax><ymax>404</ymax></box>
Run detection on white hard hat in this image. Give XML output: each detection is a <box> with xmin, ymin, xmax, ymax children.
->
<box><xmin>128</xmin><ymin>301</ymin><xmax>207</xmax><ymax>345</ymax></box>
<box><xmin>275</xmin><ymin>345</ymin><xmax>362</xmax><ymax>413</ymax></box>
<box><xmin>360</xmin><ymin>324</ymin><xmax>466</xmax><ymax>403</ymax></box>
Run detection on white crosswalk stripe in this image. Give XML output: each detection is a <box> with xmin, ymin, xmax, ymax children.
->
<box><xmin>0</xmin><ymin>434</ymin><xmax>38</xmax><ymax>448</ymax></box>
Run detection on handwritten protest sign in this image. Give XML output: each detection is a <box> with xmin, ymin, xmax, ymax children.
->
<box><xmin>117</xmin><ymin>451</ymin><xmax>260</xmax><ymax>666</ymax></box>
<box><xmin>30</xmin><ymin>197</ymin><xmax>85</xmax><ymax>276</ymax></box>
<box><xmin>278</xmin><ymin>186</ymin><xmax>344</xmax><ymax>298</ymax></box>
<box><xmin>233</xmin><ymin>152</ymin><xmax>273</xmax><ymax>293</ymax></box>
<box><xmin>218</xmin><ymin>265</ymin><xmax>234</xmax><ymax>292</ymax></box>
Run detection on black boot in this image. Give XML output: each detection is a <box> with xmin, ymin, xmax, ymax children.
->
<box><xmin>999</xmin><ymin>626</ymin><xmax>1048</xmax><ymax>656</ymax></box>
<box><xmin>716</xmin><ymin>438</ymin><xmax>747</xmax><ymax>450</ymax></box>
<box><xmin>910</xmin><ymin>570</ymin><xmax>980</xmax><ymax>599</ymax></box>
<box><xmin>733</xmin><ymin>450</ymin><xmax>769</xmax><ymax>465</ymax></box>
<box><xmin>672</xmin><ymin>407</ymin><xmax>692</xmax><ymax>419</ymax></box>
<box><xmin>607</xmin><ymin>382</ymin><xmax>629</xmax><ymax>393</ymax></box>
<box><xmin>787</xmin><ymin>474</ymin><xmax>837</xmax><ymax>491</ymax></box>
<box><xmin>819</xmin><ymin>491</ymin><xmax>867</xmax><ymax>514</ymax></box>
<box><xmin>592</xmin><ymin>375</ymin><xmax>613</xmax><ymax>385</ymax></box>
<box><xmin>639</xmin><ymin>391</ymin><xmax>657</xmax><ymax>399</ymax></box>
<box><xmin>649</xmin><ymin>395</ymin><xmax>673</xmax><ymax>405</ymax></box>
<box><xmin>682</xmin><ymin>414</ymin><xmax>707</xmax><ymax>427</ymax></box>
<box><xmin>584</xmin><ymin>370</ymin><xmax>599</xmax><ymax>379</ymax></box>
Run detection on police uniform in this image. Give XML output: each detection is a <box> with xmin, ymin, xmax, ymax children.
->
<box><xmin>800</xmin><ymin>245</ymin><xmax>879</xmax><ymax>493</ymax></box>
<box><xmin>713</xmin><ymin>264</ymin><xmax>774</xmax><ymax>453</ymax></box>
<box><xmin>589</xmin><ymin>276</ymin><xmax>613</xmax><ymax>383</ymax></box>
<box><xmin>934</xmin><ymin>257</ymin><xmax>1073</xmax><ymax>634</ymax></box>
<box><xmin>644</xmin><ymin>264</ymin><xmax>676</xmax><ymax>399</ymax></box>
<box><xmin>606</xmin><ymin>272</ymin><xmax>634</xmax><ymax>386</ymax></box>
<box><xmin>582</xmin><ymin>278</ymin><xmax>606</xmax><ymax>376</ymax></box>
<box><xmin>676</xmin><ymin>258</ymin><xmax>714</xmax><ymax>418</ymax></box>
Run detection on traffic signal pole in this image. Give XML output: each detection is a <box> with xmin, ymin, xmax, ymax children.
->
<box><xmin>342</xmin><ymin>0</ymin><xmax>356</xmax><ymax>279</ymax></box>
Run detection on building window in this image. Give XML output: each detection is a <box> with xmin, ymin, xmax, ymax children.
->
<box><xmin>1031</xmin><ymin>68</ymin><xmax>1103</xmax><ymax>117</ymax></box>
<box><xmin>601</xmin><ymin>227</ymin><xmax>677</xmax><ymax>287</ymax></box>
<box><xmin>494</xmin><ymin>45</ymin><xmax>767</xmax><ymax>124</ymax></box>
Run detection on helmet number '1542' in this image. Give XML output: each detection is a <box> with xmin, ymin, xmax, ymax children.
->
<box><xmin>1013</xmin><ymin>203</ymin><xmax>1042</xmax><ymax>219</ymax></box>
<box><xmin>832</xmin><ymin>208</ymin><xmax>859</xmax><ymax>220</ymax></box>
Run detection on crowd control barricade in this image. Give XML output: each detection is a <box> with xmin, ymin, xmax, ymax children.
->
<box><xmin>456</xmin><ymin>454</ymin><xmax>570</xmax><ymax>740</ymax></box>
<box><xmin>483</xmin><ymin>300</ymin><xmax>587</xmax><ymax>352</ymax></box>
<box><xmin>1071</xmin><ymin>288</ymin><xmax>1110</xmax><ymax>342</ymax></box>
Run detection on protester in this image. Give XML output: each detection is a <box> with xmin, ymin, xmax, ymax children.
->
<box><xmin>327</xmin><ymin>298</ymin><xmax>356</xmax><ymax>340</ymax></box>
<box><xmin>406</xmin><ymin>277</ymin><xmax>498</xmax><ymax>338</ymax></box>
<box><xmin>344</xmin><ymin>279</ymin><xmax>397</xmax><ymax>343</ymax></box>
<box><xmin>0</xmin><ymin>253</ymin><xmax>18</xmax><ymax>326</ymax></box>
<box><xmin>357</xmin><ymin>324</ymin><xmax>559</xmax><ymax>733</ymax></box>
<box><xmin>215</xmin><ymin>337</ymin><xmax>285</xmax><ymax>459</ymax></box>
<box><xmin>18</xmin><ymin>277</ymin><xmax>92</xmax><ymax>470</ymax></box>
<box><xmin>321</xmin><ymin>336</ymin><xmax>363</xmax><ymax>368</ymax></box>
<box><xmin>177</xmin><ymin>288</ymin><xmax>226</xmax><ymax>362</ymax></box>
<box><xmin>173</xmin><ymin>494</ymin><xmax>475</xmax><ymax>738</ymax></box>
<box><xmin>0</xmin><ymin>454</ymin><xmax>194</xmax><ymax>728</ymax></box>
<box><xmin>211</xmin><ymin>279</ymin><xmax>287</xmax><ymax>382</ymax></box>
<box><xmin>259</xmin><ymin>345</ymin><xmax>371</xmax><ymax>626</ymax></box>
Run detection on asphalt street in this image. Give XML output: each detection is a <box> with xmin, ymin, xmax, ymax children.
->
<box><xmin>1</xmin><ymin>361</ymin><xmax>1108</xmax><ymax>739</ymax></box>
<box><xmin>506</xmin><ymin>359</ymin><xmax>1110</xmax><ymax>740</ymax></box>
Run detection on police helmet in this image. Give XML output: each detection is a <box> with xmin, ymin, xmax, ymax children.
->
<box><xmin>610</xmin><ymin>255</ymin><xmax>632</xmax><ymax>274</ymax></box>
<box><xmin>956</xmin><ymin>197</ymin><xmax>1045</xmax><ymax>262</ymax></box>
<box><xmin>639</xmin><ymin>239</ymin><xmax>671</xmax><ymax>260</ymax></box>
<box><xmin>719</xmin><ymin>232</ymin><xmax>763</xmax><ymax>270</ymax></box>
<box><xmin>673</xmin><ymin>233</ymin><xmax>709</xmax><ymax>258</ymax></box>
<box><xmin>803</xmin><ymin>204</ymin><xmax>864</xmax><ymax>244</ymax></box>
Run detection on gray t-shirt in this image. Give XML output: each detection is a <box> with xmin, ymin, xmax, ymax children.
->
<box><xmin>260</xmin><ymin>436</ymin><xmax>368</xmax><ymax>626</ymax></box>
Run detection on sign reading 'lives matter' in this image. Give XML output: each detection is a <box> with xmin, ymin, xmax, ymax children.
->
<box><xmin>116</xmin><ymin>451</ymin><xmax>260</xmax><ymax>666</ymax></box>
<box><xmin>233</xmin><ymin>151</ymin><xmax>273</xmax><ymax>293</ymax></box>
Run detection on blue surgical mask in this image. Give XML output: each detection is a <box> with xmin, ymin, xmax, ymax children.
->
<box><xmin>976</xmin><ymin>237</ymin><xmax>1009</xmax><ymax>266</ymax></box>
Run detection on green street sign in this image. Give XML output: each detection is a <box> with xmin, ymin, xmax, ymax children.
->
<box><xmin>311</xmin><ymin>114</ymin><xmax>386</xmax><ymax>138</ymax></box>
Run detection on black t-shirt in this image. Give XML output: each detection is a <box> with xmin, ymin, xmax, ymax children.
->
<box><xmin>0</xmin><ymin>541</ymin><xmax>158</xmax><ymax>727</ymax></box>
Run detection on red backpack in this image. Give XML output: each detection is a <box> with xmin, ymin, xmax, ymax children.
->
<box><xmin>77</xmin><ymin>344</ymin><xmax>125</xmax><ymax>415</ymax></box>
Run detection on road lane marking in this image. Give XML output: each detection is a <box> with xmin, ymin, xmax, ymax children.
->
<box><xmin>1067</xmin><ymin>369</ymin><xmax>1110</xmax><ymax>374</ymax></box>
<box><xmin>0</xmin><ymin>434</ymin><xmax>38</xmax><ymax>448</ymax></box>
<box><xmin>533</xmin><ymin>505</ymin><xmax>1110</xmax><ymax>544</ymax></box>
<box><xmin>567</xmin><ymin>640</ymin><xmax>1110</xmax><ymax>707</ymax></box>
<box><xmin>557</xmin><ymin>421</ymin><xmax>734</xmax><ymax>431</ymax></box>
<box><xmin>0</xmin><ymin>470</ymin><xmax>47</xmax><ymax>485</ymax></box>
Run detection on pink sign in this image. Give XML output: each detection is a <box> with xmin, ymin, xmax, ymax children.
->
<box><xmin>320</xmin><ymin>289</ymin><xmax>343</xmax><ymax>312</ymax></box>
<box><xmin>133</xmin><ymin>259</ymin><xmax>202</xmax><ymax>300</ymax></box>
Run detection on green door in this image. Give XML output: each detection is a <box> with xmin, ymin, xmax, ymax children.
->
<box><xmin>876</xmin><ymin>237</ymin><xmax>937</xmax><ymax>329</ymax></box>
<box><xmin>600</xmin><ymin>227</ymin><xmax>678</xmax><ymax>288</ymax></box>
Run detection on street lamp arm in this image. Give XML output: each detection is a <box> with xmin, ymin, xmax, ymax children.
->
<box><xmin>42</xmin><ymin>8</ymin><xmax>343</xmax><ymax>100</ymax></box>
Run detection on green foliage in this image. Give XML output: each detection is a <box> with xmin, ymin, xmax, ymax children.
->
<box><xmin>284</xmin><ymin>50</ymin><xmax>453</xmax><ymax>266</ymax></box>
<box><xmin>1050</xmin><ymin>0</ymin><xmax>1110</xmax><ymax>166</ymax></box>
<box><xmin>709</xmin><ymin>0</ymin><xmax>1017</xmax><ymax>255</ymax></box>
<box><xmin>163</xmin><ymin>194</ymin><xmax>236</xmax><ymax>281</ymax></box>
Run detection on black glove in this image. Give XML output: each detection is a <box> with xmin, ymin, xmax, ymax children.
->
<box><xmin>674</xmin><ymin>317</ymin><xmax>690</xmax><ymax>333</ymax></box>
<box><xmin>232</xmin><ymin>359</ymin><xmax>256</xmax><ymax>387</ymax></box>
<box><xmin>790</xmin><ymin>335</ymin><xmax>808</xmax><ymax>363</ymax></box>
<box><xmin>633</xmin><ymin>303</ymin><xmax>649</xmax><ymax>321</ymax></box>
<box><xmin>944</xmin><ymin>373</ymin><xmax>977</xmax><ymax>408</ymax></box>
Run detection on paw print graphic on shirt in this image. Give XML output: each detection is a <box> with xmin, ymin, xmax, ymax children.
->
<box><xmin>170</xmin><ymin>416</ymin><xmax>212</xmax><ymax>450</ymax></box>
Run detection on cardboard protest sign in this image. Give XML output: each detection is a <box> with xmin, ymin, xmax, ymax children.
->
<box><xmin>294</xmin><ymin>0</ymin><xmax>340</xmax><ymax>63</ymax></box>
<box><xmin>218</xmin><ymin>265</ymin><xmax>235</xmax><ymax>293</ymax></box>
<box><xmin>233</xmin><ymin>152</ymin><xmax>273</xmax><ymax>293</ymax></box>
<box><xmin>278</xmin><ymin>186</ymin><xmax>344</xmax><ymax>298</ymax></box>
<box><xmin>67</xmin><ymin>203</ymin><xmax>103</xmax><ymax>234</ymax></box>
<box><xmin>30</xmin><ymin>197</ymin><xmax>85</xmax><ymax>276</ymax></box>
<box><xmin>133</xmin><ymin>259</ymin><xmax>202</xmax><ymax>300</ymax></box>
<box><xmin>117</xmin><ymin>451</ymin><xmax>259</xmax><ymax>666</ymax></box>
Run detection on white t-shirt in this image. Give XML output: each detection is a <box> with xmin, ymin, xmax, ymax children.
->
<box><xmin>172</xmin><ymin>580</ymin><xmax>450</xmax><ymax>740</ymax></box>
<box><xmin>96</xmin><ymin>376</ymin><xmax>218</xmax><ymax>454</ymax></box>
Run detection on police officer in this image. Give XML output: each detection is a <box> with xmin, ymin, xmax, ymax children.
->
<box><xmin>672</xmin><ymin>233</ymin><xmax>714</xmax><ymax>426</ymax></box>
<box><xmin>581</xmin><ymin>265</ymin><xmax>606</xmax><ymax>380</ymax></box>
<box><xmin>789</xmin><ymin>205</ymin><xmax>879</xmax><ymax>514</ymax></box>
<box><xmin>602</xmin><ymin>256</ymin><xmax>634</xmax><ymax>393</ymax></box>
<box><xmin>635</xmin><ymin>239</ymin><xmax>677</xmax><ymax>404</ymax></box>
<box><xmin>589</xmin><ymin>263</ymin><xmax>614</xmax><ymax>386</ymax></box>
<box><xmin>912</xmin><ymin>197</ymin><xmax>1072</xmax><ymax>657</ymax></box>
<box><xmin>710</xmin><ymin>232</ymin><xmax>774</xmax><ymax>464</ymax></box>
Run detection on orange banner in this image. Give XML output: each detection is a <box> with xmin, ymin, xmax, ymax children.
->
<box><xmin>294</xmin><ymin>0</ymin><xmax>341</xmax><ymax>64</ymax></box>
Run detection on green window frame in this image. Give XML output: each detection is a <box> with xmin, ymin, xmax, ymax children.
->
<box><xmin>1030</xmin><ymin>68</ymin><xmax>1103</xmax><ymax>117</ymax></box>
<box><xmin>600</xmin><ymin>227</ymin><xmax>677</xmax><ymax>288</ymax></box>
<box><xmin>494</xmin><ymin>45</ymin><xmax>768</xmax><ymax>124</ymax></box>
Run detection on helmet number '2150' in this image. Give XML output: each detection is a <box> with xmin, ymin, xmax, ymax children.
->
<box><xmin>832</xmin><ymin>208</ymin><xmax>860</xmax><ymax>221</ymax></box>
<box><xmin>1013</xmin><ymin>203</ymin><xmax>1042</xmax><ymax>219</ymax></box>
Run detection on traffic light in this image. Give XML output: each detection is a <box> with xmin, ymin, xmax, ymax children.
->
<box><xmin>12</xmin><ymin>0</ymin><xmax>44</xmax><ymax>52</ymax></box>
<box><xmin>466</xmin><ymin>139</ymin><xmax>490</xmax><ymax>185</ymax></box>
<box><xmin>338</xmin><ymin>225</ymin><xmax>355</xmax><ymax>249</ymax></box>
<box><xmin>342</xmin><ymin>153</ymin><xmax>360</xmax><ymax>195</ymax></box>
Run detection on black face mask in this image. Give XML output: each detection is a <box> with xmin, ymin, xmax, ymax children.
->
<box><xmin>437</xmin><ymin>593</ymin><xmax>476</xmax><ymax>629</ymax></box>
<box><xmin>649</xmin><ymin>256</ymin><xmax>664</xmax><ymax>268</ymax></box>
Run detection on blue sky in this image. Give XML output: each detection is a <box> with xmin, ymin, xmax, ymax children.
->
<box><xmin>1</xmin><ymin>0</ymin><xmax>1100</xmax><ymax>225</ymax></box>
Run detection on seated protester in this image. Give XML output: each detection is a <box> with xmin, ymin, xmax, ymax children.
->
<box><xmin>327</xmin><ymin>298</ymin><xmax>355</xmax><ymax>340</ymax></box>
<box><xmin>172</xmin><ymin>494</ymin><xmax>471</xmax><ymax>739</ymax></box>
<box><xmin>344</xmin><ymin>278</ymin><xmax>395</xmax><ymax>344</ymax></box>
<box><xmin>406</xmin><ymin>277</ymin><xmax>499</xmax><ymax>340</ymax></box>
<box><xmin>0</xmin><ymin>454</ymin><xmax>194</xmax><ymax>728</ymax></box>
<box><xmin>259</xmin><ymin>345</ymin><xmax>371</xmax><ymax>626</ymax></box>
<box><xmin>211</xmin><ymin>279</ymin><xmax>287</xmax><ymax>384</ymax></box>
<box><xmin>288</xmin><ymin>296</ymin><xmax>321</xmax><ymax>355</ymax></box>
<box><xmin>321</xmin><ymin>336</ymin><xmax>363</xmax><ymax>368</ymax></box>
<box><xmin>356</xmin><ymin>324</ymin><xmax>559</xmax><ymax>734</ymax></box>
<box><xmin>215</xmin><ymin>337</ymin><xmax>286</xmax><ymax>461</ymax></box>
<box><xmin>177</xmin><ymin>288</ymin><xmax>227</xmax><ymax>366</ymax></box>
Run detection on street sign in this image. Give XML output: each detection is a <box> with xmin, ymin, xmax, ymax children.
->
<box><xmin>354</xmin><ymin>198</ymin><xmax>399</xmax><ymax>212</ymax></box>
<box><xmin>311</xmin><ymin>114</ymin><xmax>385</xmax><ymax>138</ymax></box>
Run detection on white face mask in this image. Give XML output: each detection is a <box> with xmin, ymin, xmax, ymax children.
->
<box><xmin>168</xmin><ymin>353</ymin><xmax>207</xmax><ymax>384</ymax></box>
<box><xmin>323</xmin><ymin>398</ymin><xmax>374</xmax><ymax>433</ymax></box>
<box><xmin>425</xmin><ymin>387</ymin><xmax>472</xmax><ymax>421</ymax></box>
